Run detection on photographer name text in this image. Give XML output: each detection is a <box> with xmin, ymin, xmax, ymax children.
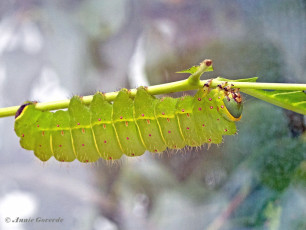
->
<box><xmin>5</xmin><ymin>217</ymin><xmax>63</xmax><ymax>223</ymax></box>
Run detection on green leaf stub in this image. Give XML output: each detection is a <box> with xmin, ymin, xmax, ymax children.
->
<box><xmin>177</xmin><ymin>59</ymin><xmax>213</xmax><ymax>75</ymax></box>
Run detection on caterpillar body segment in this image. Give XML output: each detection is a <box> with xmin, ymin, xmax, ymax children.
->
<box><xmin>112</xmin><ymin>90</ymin><xmax>146</xmax><ymax>157</ymax></box>
<box><xmin>69</xmin><ymin>97</ymin><xmax>101</xmax><ymax>162</ymax></box>
<box><xmin>33</xmin><ymin>112</ymin><xmax>53</xmax><ymax>161</ymax></box>
<box><xmin>89</xmin><ymin>93</ymin><xmax>124</xmax><ymax>160</ymax></box>
<box><xmin>14</xmin><ymin>85</ymin><xmax>242</xmax><ymax>163</ymax></box>
<box><xmin>51</xmin><ymin>111</ymin><xmax>75</xmax><ymax>162</ymax></box>
<box><xmin>176</xmin><ymin>95</ymin><xmax>202</xmax><ymax>147</ymax></box>
<box><xmin>155</xmin><ymin>97</ymin><xmax>186</xmax><ymax>149</ymax></box>
<box><xmin>133</xmin><ymin>88</ymin><xmax>167</xmax><ymax>153</ymax></box>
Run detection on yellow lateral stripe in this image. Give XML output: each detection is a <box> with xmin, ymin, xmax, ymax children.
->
<box><xmin>134</xmin><ymin>116</ymin><xmax>157</xmax><ymax>120</ymax></box>
<box><xmin>113</xmin><ymin>115</ymin><xmax>176</xmax><ymax>122</ymax></box>
<box><xmin>91</xmin><ymin>121</ymin><xmax>112</xmax><ymax>126</ymax></box>
<box><xmin>36</xmin><ymin>124</ymin><xmax>107</xmax><ymax>131</ymax></box>
<box><xmin>36</xmin><ymin>116</ymin><xmax>184</xmax><ymax>132</ymax></box>
<box><xmin>154</xmin><ymin>115</ymin><xmax>176</xmax><ymax>119</ymax></box>
<box><xmin>112</xmin><ymin>118</ymin><xmax>135</xmax><ymax>122</ymax></box>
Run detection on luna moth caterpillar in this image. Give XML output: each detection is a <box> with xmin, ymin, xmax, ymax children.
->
<box><xmin>14</xmin><ymin>81</ymin><xmax>242</xmax><ymax>163</ymax></box>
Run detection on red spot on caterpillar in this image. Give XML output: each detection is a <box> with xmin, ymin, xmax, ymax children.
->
<box><xmin>173</xmin><ymin>145</ymin><xmax>177</xmax><ymax>148</ymax></box>
<box><xmin>131</xmin><ymin>153</ymin><xmax>135</xmax><ymax>156</ymax></box>
<box><xmin>147</xmin><ymin>119</ymin><xmax>150</xmax><ymax>124</ymax></box>
<box><xmin>61</xmin><ymin>130</ymin><xmax>64</xmax><ymax>136</ymax></box>
<box><xmin>85</xmin><ymin>160</ymin><xmax>89</xmax><ymax>163</ymax></box>
<box><xmin>162</xmin><ymin>112</ymin><xmax>165</xmax><ymax>115</ymax></box>
<box><xmin>217</xmin><ymin>118</ymin><xmax>220</xmax><ymax>121</ymax></box>
<box><xmin>59</xmin><ymin>145</ymin><xmax>62</xmax><ymax>147</ymax></box>
<box><xmin>221</xmin><ymin>105</ymin><xmax>224</xmax><ymax>109</ymax></box>
<box><xmin>186</xmin><ymin>127</ymin><xmax>190</xmax><ymax>130</ymax></box>
<box><xmin>120</xmin><ymin>116</ymin><xmax>123</xmax><ymax>119</ymax></box>
<box><xmin>103</xmin><ymin>124</ymin><xmax>106</xmax><ymax>129</ymax></box>
<box><xmin>57</xmin><ymin>124</ymin><xmax>60</xmax><ymax>127</ymax></box>
<box><xmin>126</xmin><ymin>137</ymin><xmax>129</xmax><ymax>140</ymax></box>
<box><xmin>37</xmin><ymin>125</ymin><xmax>39</xmax><ymax>127</ymax></box>
<box><xmin>42</xmin><ymin>131</ymin><xmax>44</xmax><ymax>136</ymax></box>
<box><xmin>108</xmin><ymin>156</ymin><xmax>112</xmax><ymax>160</ymax></box>
<box><xmin>141</xmin><ymin>114</ymin><xmax>144</xmax><ymax>117</ymax></box>
<box><xmin>209</xmin><ymin>98</ymin><xmax>212</xmax><ymax>101</ymax></box>
<box><xmin>82</xmin><ymin>144</ymin><xmax>85</xmax><ymax>146</ymax></box>
<box><xmin>22</xmin><ymin>134</ymin><xmax>24</xmax><ymax>137</ymax></box>
<box><xmin>77</xmin><ymin>123</ymin><xmax>80</xmax><ymax>125</ymax></box>
<box><xmin>202</xmin><ymin>124</ymin><xmax>205</xmax><ymax>127</ymax></box>
<box><xmin>208</xmin><ymin>138</ymin><xmax>212</xmax><ymax>142</ymax></box>
<box><xmin>104</xmin><ymin>140</ymin><xmax>107</xmax><ymax>143</ymax></box>
<box><xmin>154</xmin><ymin>149</ymin><xmax>158</xmax><ymax>152</ymax></box>
<box><xmin>198</xmin><ymin>107</ymin><xmax>202</xmax><ymax>111</ymax></box>
<box><xmin>210</xmin><ymin>106</ymin><xmax>213</xmax><ymax>109</ymax></box>
<box><xmin>187</xmin><ymin>113</ymin><xmax>190</xmax><ymax>117</ymax></box>
<box><xmin>225</xmin><ymin>129</ymin><xmax>228</xmax><ymax>132</ymax></box>
<box><xmin>98</xmin><ymin>118</ymin><xmax>101</xmax><ymax>121</ymax></box>
<box><xmin>168</xmin><ymin>130</ymin><xmax>171</xmax><ymax>133</ymax></box>
<box><xmin>61</xmin><ymin>160</ymin><xmax>65</xmax><ymax>162</ymax></box>
<box><xmin>205</xmin><ymin>59</ymin><xmax>212</xmax><ymax>66</ymax></box>
<box><xmin>182</xmin><ymin>109</ymin><xmax>185</xmax><ymax>112</ymax></box>
<box><xmin>149</xmin><ymin>134</ymin><xmax>152</xmax><ymax>137</ymax></box>
<box><xmin>82</xmin><ymin>128</ymin><xmax>85</xmax><ymax>133</ymax></box>
<box><xmin>198</xmin><ymin>98</ymin><xmax>201</xmax><ymax>101</ymax></box>
<box><xmin>167</xmin><ymin>118</ymin><xmax>170</xmax><ymax>122</ymax></box>
<box><xmin>125</xmin><ymin>121</ymin><xmax>128</xmax><ymax>127</ymax></box>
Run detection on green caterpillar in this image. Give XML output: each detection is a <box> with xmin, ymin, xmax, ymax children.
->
<box><xmin>14</xmin><ymin>83</ymin><xmax>242</xmax><ymax>163</ymax></box>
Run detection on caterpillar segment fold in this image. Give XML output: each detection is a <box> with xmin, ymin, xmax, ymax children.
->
<box><xmin>14</xmin><ymin>84</ymin><xmax>242</xmax><ymax>163</ymax></box>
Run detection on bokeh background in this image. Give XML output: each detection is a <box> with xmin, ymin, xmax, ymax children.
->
<box><xmin>0</xmin><ymin>0</ymin><xmax>305</xmax><ymax>230</ymax></box>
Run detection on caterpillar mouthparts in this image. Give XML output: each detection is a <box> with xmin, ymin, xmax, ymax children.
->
<box><xmin>14</xmin><ymin>83</ymin><xmax>242</xmax><ymax>163</ymax></box>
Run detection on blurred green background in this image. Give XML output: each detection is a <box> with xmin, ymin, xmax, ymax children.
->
<box><xmin>0</xmin><ymin>0</ymin><xmax>305</xmax><ymax>230</ymax></box>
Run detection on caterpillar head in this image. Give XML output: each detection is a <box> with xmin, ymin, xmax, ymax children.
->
<box><xmin>15</xmin><ymin>102</ymin><xmax>32</xmax><ymax>119</ymax></box>
<box><xmin>14</xmin><ymin>102</ymin><xmax>40</xmax><ymax>134</ymax></box>
<box><xmin>220</xmin><ymin>89</ymin><xmax>243</xmax><ymax>121</ymax></box>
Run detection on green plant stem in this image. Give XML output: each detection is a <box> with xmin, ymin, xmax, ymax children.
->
<box><xmin>0</xmin><ymin>78</ymin><xmax>305</xmax><ymax>118</ymax></box>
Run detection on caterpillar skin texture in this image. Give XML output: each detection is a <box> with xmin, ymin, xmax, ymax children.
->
<box><xmin>14</xmin><ymin>86</ymin><xmax>242</xmax><ymax>163</ymax></box>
